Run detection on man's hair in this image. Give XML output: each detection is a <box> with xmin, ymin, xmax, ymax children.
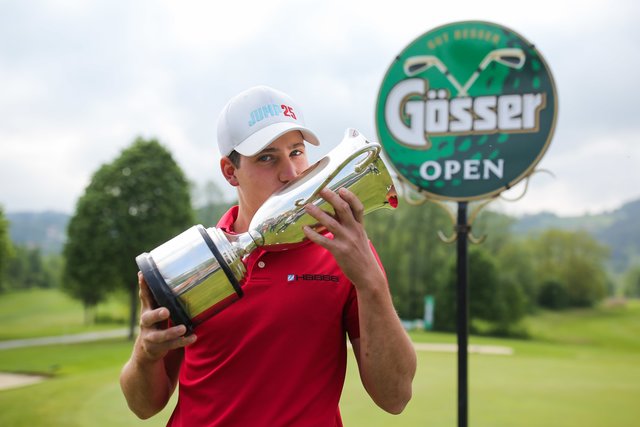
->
<box><xmin>228</xmin><ymin>150</ymin><xmax>241</xmax><ymax>168</ymax></box>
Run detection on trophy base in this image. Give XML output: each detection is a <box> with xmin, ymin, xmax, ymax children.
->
<box><xmin>136</xmin><ymin>253</ymin><xmax>196</xmax><ymax>335</ymax></box>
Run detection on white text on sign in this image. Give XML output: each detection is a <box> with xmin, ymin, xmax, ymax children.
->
<box><xmin>385</xmin><ymin>78</ymin><xmax>545</xmax><ymax>148</ymax></box>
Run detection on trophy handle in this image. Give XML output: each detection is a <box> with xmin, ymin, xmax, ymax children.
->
<box><xmin>294</xmin><ymin>144</ymin><xmax>381</xmax><ymax>207</ymax></box>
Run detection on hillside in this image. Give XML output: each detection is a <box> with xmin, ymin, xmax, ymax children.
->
<box><xmin>6</xmin><ymin>197</ymin><xmax>640</xmax><ymax>274</ymax></box>
<box><xmin>512</xmin><ymin>198</ymin><xmax>640</xmax><ymax>273</ymax></box>
<box><xmin>512</xmin><ymin>211</ymin><xmax>614</xmax><ymax>234</ymax></box>
<box><xmin>594</xmin><ymin>199</ymin><xmax>640</xmax><ymax>271</ymax></box>
<box><xmin>5</xmin><ymin>202</ymin><xmax>234</xmax><ymax>255</ymax></box>
<box><xmin>7</xmin><ymin>211</ymin><xmax>69</xmax><ymax>254</ymax></box>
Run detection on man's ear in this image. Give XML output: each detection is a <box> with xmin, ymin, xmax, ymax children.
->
<box><xmin>220</xmin><ymin>157</ymin><xmax>239</xmax><ymax>187</ymax></box>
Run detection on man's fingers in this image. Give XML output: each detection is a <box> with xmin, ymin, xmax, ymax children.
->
<box><xmin>303</xmin><ymin>225</ymin><xmax>332</xmax><ymax>248</ymax></box>
<box><xmin>318</xmin><ymin>188</ymin><xmax>363</xmax><ymax>224</ymax></box>
<box><xmin>304</xmin><ymin>188</ymin><xmax>368</xmax><ymax>240</ymax></box>
<box><xmin>146</xmin><ymin>324</ymin><xmax>190</xmax><ymax>344</ymax></box>
<box><xmin>139</xmin><ymin>326</ymin><xmax>197</xmax><ymax>360</ymax></box>
<box><xmin>140</xmin><ymin>306</ymin><xmax>171</xmax><ymax>329</ymax></box>
<box><xmin>337</xmin><ymin>188</ymin><xmax>364</xmax><ymax>223</ymax></box>
<box><xmin>304</xmin><ymin>202</ymin><xmax>340</xmax><ymax>232</ymax></box>
<box><xmin>138</xmin><ymin>272</ymin><xmax>158</xmax><ymax>310</ymax></box>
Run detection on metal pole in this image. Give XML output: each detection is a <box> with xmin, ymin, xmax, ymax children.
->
<box><xmin>456</xmin><ymin>201</ymin><xmax>469</xmax><ymax>427</ymax></box>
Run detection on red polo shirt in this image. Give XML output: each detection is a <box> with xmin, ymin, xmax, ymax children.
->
<box><xmin>167</xmin><ymin>206</ymin><xmax>363</xmax><ymax>427</ymax></box>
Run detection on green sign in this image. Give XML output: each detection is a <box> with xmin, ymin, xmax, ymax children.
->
<box><xmin>376</xmin><ymin>21</ymin><xmax>558</xmax><ymax>201</ymax></box>
<box><xmin>424</xmin><ymin>295</ymin><xmax>434</xmax><ymax>330</ymax></box>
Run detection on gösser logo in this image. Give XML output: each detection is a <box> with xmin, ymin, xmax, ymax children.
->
<box><xmin>375</xmin><ymin>21</ymin><xmax>558</xmax><ymax>201</ymax></box>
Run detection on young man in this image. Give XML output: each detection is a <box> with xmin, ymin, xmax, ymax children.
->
<box><xmin>120</xmin><ymin>86</ymin><xmax>416</xmax><ymax>426</ymax></box>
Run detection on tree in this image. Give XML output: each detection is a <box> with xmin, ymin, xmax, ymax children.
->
<box><xmin>475</xmin><ymin>209</ymin><xmax>537</xmax><ymax>312</ymax></box>
<box><xmin>530</xmin><ymin>229</ymin><xmax>609</xmax><ymax>307</ymax></box>
<box><xmin>473</xmin><ymin>208</ymin><xmax>517</xmax><ymax>254</ymax></box>
<box><xmin>495</xmin><ymin>239</ymin><xmax>537</xmax><ymax>313</ymax></box>
<box><xmin>623</xmin><ymin>264</ymin><xmax>640</xmax><ymax>298</ymax></box>
<box><xmin>365</xmin><ymin>200</ymin><xmax>453</xmax><ymax>319</ymax></box>
<box><xmin>64</xmin><ymin>137</ymin><xmax>194</xmax><ymax>334</ymax></box>
<box><xmin>4</xmin><ymin>245</ymin><xmax>56</xmax><ymax>290</ymax></box>
<box><xmin>434</xmin><ymin>246</ymin><xmax>526</xmax><ymax>335</ymax></box>
<box><xmin>0</xmin><ymin>206</ymin><xmax>13</xmax><ymax>291</ymax></box>
<box><xmin>538</xmin><ymin>279</ymin><xmax>569</xmax><ymax>310</ymax></box>
<box><xmin>193</xmin><ymin>180</ymin><xmax>234</xmax><ymax>228</ymax></box>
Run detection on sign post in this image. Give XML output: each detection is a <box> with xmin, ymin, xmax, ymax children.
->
<box><xmin>375</xmin><ymin>21</ymin><xmax>557</xmax><ymax>427</ymax></box>
<box><xmin>456</xmin><ymin>201</ymin><xmax>469</xmax><ymax>426</ymax></box>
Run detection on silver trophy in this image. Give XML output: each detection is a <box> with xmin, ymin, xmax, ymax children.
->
<box><xmin>135</xmin><ymin>129</ymin><xmax>398</xmax><ymax>333</ymax></box>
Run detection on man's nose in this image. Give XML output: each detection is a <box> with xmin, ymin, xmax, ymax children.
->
<box><xmin>279</xmin><ymin>158</ymin><xmax>299</xmax><ymax>183</ymax></box>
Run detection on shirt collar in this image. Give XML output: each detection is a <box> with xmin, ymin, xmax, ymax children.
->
<box><xmin>216</xmin><ymin>205</ymin><xmax>239</xmax><ymax>234</ymax></box>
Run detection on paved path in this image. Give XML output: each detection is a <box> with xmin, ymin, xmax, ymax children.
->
<box><xmin>0</xmin><ymin>373</ymin><xmax>47</xmax><ymax>390</ymax></box>
<box><xmin>0</xmin><ymin>329</ymin><xmax>130</xmax><ymax>351</ymax></box>
<box><xmin>0</xmin><ymin>329</ymin><xmax>513</xmax><ymax>391</ymax></box>
<box><xmin>1</xmin><ymin>329</ymin><xmax>513</xmax><ymax>355</ymax></box>
<box><xmin>412</xmin><ymin>342</ymin><xmax>513</xmax><ymax>355</ymax></box>
<box><xmin>0</xmin><ymin>329</ymin><xmax>131</xmax><ymax>391</ymax></box>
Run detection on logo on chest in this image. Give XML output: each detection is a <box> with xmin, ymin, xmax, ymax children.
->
<box><xmin>287</xmin><ymin>273</ymin><xmax>340</xmax><ymax>283</ymax></box>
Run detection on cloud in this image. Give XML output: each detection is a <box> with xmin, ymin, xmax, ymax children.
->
<box><xmin>0</xmin><ymin>0</ymin><xmax>639</xmax><ymax>217</ymax></box>
<box><xmin>495</xmin><ymin>128</ymin><xmax>640</xmax><ymax>216</ymax></box>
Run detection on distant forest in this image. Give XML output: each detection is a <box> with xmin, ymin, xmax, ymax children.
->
<box><xmin>8</xmin><ymin>197</ymin><xmax>639</xmax><ymax>274</ymax></box>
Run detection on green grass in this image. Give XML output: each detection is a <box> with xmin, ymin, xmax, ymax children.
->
<box><xmin>0</xmin><ymin>288</ymin><xmax>129</xmax><ymax>340</ymax></box>
<box><xmin>342</xmin><ymin>335</ymin><xmax>640</xmax><ymax>426</ymax></box>
<box><xmin>524</xmin><ymin>302</ymin><xmax>640</xmax><ymax>351</ymax></box>
<box><xmin>1</xmin><ymin>290</ymin><xmax>639</xmax><ymax>426</ymax></box>
<box><xmin>0</xmin><ymin>339</ymin><xmax>176</xmax><ymax>426</ymax></box>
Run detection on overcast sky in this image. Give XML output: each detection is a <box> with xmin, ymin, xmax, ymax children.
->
<box><xmin>1</xmin><ymin>0</ymin><xmax>639</xmax><ymax>217</ymax></box>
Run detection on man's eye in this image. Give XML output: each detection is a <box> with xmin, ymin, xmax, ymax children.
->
<box><xmin>291</xmin><ymin>150</ymin><xmax>303</xmax><ymax>157</ymax></box>
<box><xmin>258</xmin><ymin>155</ymin><xmax>273</xmax><ymax>162</ymax></box>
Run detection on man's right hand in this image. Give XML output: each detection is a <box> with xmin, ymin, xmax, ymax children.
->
<box><xmin>120</xmin><ymin>273</ymin><xmax>195</xmax><ymax>419</ymax></box>
<box><xmin>135</xmin><ymin>272</ymin><xmax>197</xmax><ymax>363</ymax></box>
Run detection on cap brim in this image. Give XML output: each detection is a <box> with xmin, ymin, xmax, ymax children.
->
<box><xmin>234</xmin><ymin>122</ymin><xmax>320</xmax><ymax>156</ymax></box>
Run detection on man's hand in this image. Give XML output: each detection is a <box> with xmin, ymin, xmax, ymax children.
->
<box><xmin>120</xmin><ymin>273</ymin><xmax>195</xmax><ymax>419</ymax></box>
<box><xmin>302</xmin><ymin>187</ymin><xmax>383</xmax><ymax>289</ymax></box>
<box><xmin>134</xmin><ymin>272</ymin><xmax>196</xmax><ymax>364</ymax></box>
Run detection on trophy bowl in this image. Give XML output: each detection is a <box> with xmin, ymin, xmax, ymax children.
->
<box><xmin>135</xmin><ymin>128</ymin><xmax>398</xmax><ymax>333</ymax></box>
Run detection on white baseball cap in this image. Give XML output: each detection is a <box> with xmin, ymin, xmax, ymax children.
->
<box><xmin>216</xmin><ymin>85</ymin><xmax>320</xmax><ymax>157</ymax></box>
